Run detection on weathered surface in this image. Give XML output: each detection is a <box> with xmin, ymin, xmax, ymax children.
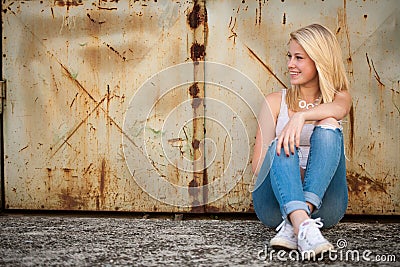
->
<box><xmin>0</xmin><ymin>214</ymin><xmax>399</xmax><ymax>266</ymax></box>
<box><xmin>1</xmin><ymin>0</ymin><xmax>399</xmax><ymax>214</ymax></box>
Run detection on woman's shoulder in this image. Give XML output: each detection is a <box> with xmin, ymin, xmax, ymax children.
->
<box><xmin>265</xmin><ymin>90</ymin><xmax>284</xmax><ymax>117</ymax></box>
<box><xmin>266</xmin><ymin>90</ymin><xmax>283</xmax><ymax>101</ymax></box>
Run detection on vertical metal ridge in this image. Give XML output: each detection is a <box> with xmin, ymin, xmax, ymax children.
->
<box><xmin>0</xmin><ymin>0</ymin><xmax>5</xmax><ymax>212</ymax></box>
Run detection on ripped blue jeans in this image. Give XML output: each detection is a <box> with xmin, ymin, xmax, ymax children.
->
<box><xmin>252</xmin><ymin>126</ymin><xmax>348</xmax><ymax>228</ymax></box>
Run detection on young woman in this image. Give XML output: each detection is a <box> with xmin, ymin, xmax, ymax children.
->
<box><xmin>252</xmin><ymin>24</ymin><xmax>352</xmax><ymax>259</ymax></box>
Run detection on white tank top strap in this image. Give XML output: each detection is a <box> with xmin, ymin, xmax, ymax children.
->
<box><xmin>275</xmin><ymin>89</ymin><xmax>288</xmax><ymax>137</ymax></box>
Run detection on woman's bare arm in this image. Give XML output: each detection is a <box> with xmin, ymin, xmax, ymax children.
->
<box><xmin>276</xmin><ymin>90</ymin><xmax>352</xmax><ymax>156</ymax></box>
<box><xmin>252</xmin><ymin>92</ymin><xmax>280</xmax><ymax>175</ymax></box>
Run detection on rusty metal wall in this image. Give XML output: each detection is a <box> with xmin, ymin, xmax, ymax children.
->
<box><xmin>2</xmin><ymin>0</ymin><xmax>202</xmax><ymax>212</ymax></box>
<box><xmin>204</xmin><ymin>0</ymin><xmax>400</xmax><ymax>214</ymax></box>
<box><xmin>2</xmin><ymin>0</ymin><xmax>399</xmax><ymax>215</ymax></box>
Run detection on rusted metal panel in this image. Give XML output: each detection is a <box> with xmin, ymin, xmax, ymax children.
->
<box><xmin>2</xmin><ymin>0</ymin><xmax>399</xmax><ymax>215</ymax></box>
<box><xmin>204</xmin><ymin>0</ymin><xmax>399</xmax><ymax>215</ymax></box>
<box><xmin>2</xmin><ymin>0</ymin><xmax>200</xmax><ymax>212</ymax></box>
<box><xmin>343</xmin><ymin>1</ymin><xmax>400</xmax><ymax>214</ymax></box>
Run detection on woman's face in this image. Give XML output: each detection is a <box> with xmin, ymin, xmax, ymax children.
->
<box><xmin>287</xmin><ymin>40</ymin><xmax>319</xmax><ymax>89</ymax></box>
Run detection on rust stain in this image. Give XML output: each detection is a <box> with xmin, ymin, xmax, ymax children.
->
<box><xmin>367</xmin><ymin>141</ymin><xmax>375</xmax><ymax>151</ymax></box>
<box><xmin>97</xmin><ymin>6</ymin><xmax>117</xmax><ymax>10</ymax></box>
<box><xmin>187</xmin><ymin>2</ymin><xmax>207</xmax><ymax>29</ymax></box>
<box><xmin>257</xmin><ymin>0</ymin><xmax>262</xmax><ymax>25</ymax></box>
<box><xmin>86</xmin><ymin>13</ymin><xmax>106</xmax><ymax>24</ymax></box>
<box><xmin>205</xmin><ymin>205</ymin><xmax>219</xmax><ymax>213</ymax></box>
<box><xmin>168</xmin><ymin>138</ymin><xmax>184</xmax><ymax>147</ymax></box>
<box><xmin>189</xmin><ymin>82</ymin><xmax>202</xmax><ymax>109</ymax></box>
<box><xmin>50</xmin><ymin>66</ymin><xmax>60</xmax><ymax>92</ymax></box>
<box><xmin>228</xmin><ymin>16</ymin><xmax>237</xmax><ymax>43</ymax></box>
<box><xmin>19</xmin><ymin>145</ymin><xmax>29</xmax><ymax>152</ymax></box>
<box><xmin>246</xmin><ymin>45</ymin><xmax>287</xmax><ymax>89</ymax></box>
<box><xmin>391</xmin><ymin>89</ymin><xmax>400</xmax><ymax>115</ymax></box>
<box><xmin>188</xmin><ymin>179</ymin><xmax>203</xmax><ymax>213</ymax></box>
<box><xmin>190</xmin><ymin>42</ymin><xmax>205</xmax><ymax>61</ymax></box>
<box><xmin>337</xmin><ymin>1</ymin><xmax>353</xmax><ymax>77</ymax></box>
<box><xmin>106</xmin><ymin>84</ymin><xmax>111</xmax><ymax>114</ymax></box>
<box><xmin>59</xmin><ymin>189</ymin><xmax>84</xmax><ymax>209</ymax></box>
<box><xmin>370</xmin><ymin>58</ymin><xmax>385</xmax><ymax>87</ymax></box>
<box><xmin>203</xmin><ymin>166</ymin><xmax>208</xmax><ymax>200</ymax></box>
<box><xmin>99</xmin><ymin>158</ymin><xmax>106</xmax><ymax>204</ymax></box>
<box><xmin>348</xmin><ymin>105</ymin><xmax>354</xmax><ymax>157</ymax></box>
<box><xmin>54</xmin><ymin>0</ymin><xmax>83</xmax><ymax>7</ymax></box>
<box><xmin>192</xmin><ymin>139</ymin><xmax>200</xmax><ymax>150</ymax></box>
<box><xmin>189</xmin><ymin>82</ymin><xmax>200</xmax><ymax>97</ymax></box>
<box><xmin>83</xmin><ymin>163</ymin><xmax>93</xmax><ymax>176</ymax></box>
<box><xmin>255</xmin><ymin>8</ymin><xmax>258</xmax><ymax>25</ymax></box>
<box><xmin>3</xmin><ymin>2</ymin><xmax>15</xmax><ymax>15</ymax></box>
<box><xmin>366</xmin><ymin>53</ymin><xmax>371</xmax><ymax>71</ymax></box>
<box><xmin>60</xmin><ymin>64</ymin><xmax>96</xmax><ymax>101</ymax></box>
<box><xmin>347</xmin><ymin>172</ymin><xmax>388</xmax><ymax>195</ymax></box>
<box><xmin>54</xmin><ymin>72</ymin><xmax>140</xmax><ymax>166</ymax></box>
<box><xmin>50</xmin><ymin>95</ymin><xmax>107</xmax><ymax>157</ymax></box>
<box><xmin>191</xmin><ymin>98</ymin><xmax>202</xmax><ymax>109</ymax></box>
<box><xmin>3</xmin><ymin>1</ymin><xmax>14</xmax><ymax>14</ymax></box>
<box><xmin>187</xmin><ymin>0</ymin><xmax>207</xmax><ymax>213</ymax></box>
<box><xmin>188</xmin><ymin>179</ymin><xmax>199</xmax><ymax>191</ymax></box>
<box><xmin>69</xmin><ymin>93</ymin><xmax>78</xmax><ymax>108</ymax></box>
<box><xmin>96</xmin><ymin>196</ymin><xmax>100</xmax><ymax>210</ymax></box>
<box><xmin>103</xmin><ymin>42</ymin><xmax>126</xmax><ymax>61</ymax></box>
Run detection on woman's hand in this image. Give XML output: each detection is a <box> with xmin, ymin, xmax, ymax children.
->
<box><xmin>276</xmin><ymin>112</ymin><xmax>306</xmax><ymax>156</ymax></box>
<box><xmin>276</xmin><ymin>90</ymin><xmax>352</xmax><ymax>156</ymax></box>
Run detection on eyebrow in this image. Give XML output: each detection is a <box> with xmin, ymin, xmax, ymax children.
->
<box><xmin>288</xmin><ymin>52</ymin><xmax>304</xmax><ymax>56</ymax></box>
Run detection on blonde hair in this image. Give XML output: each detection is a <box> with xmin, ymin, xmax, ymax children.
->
<box><xmin>286</xmin><ymin>24</ymin><xmax>349</xmax><ymax>111</ymax></box>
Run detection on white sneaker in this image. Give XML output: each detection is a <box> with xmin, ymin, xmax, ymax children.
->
<box><xmin>297</xmin><ymin>218</ymin><xmax>334</xmax><ymax>260</ymax></box>
<box><xmin>270</xmin><ymin>221</ymin><xmax>297</xmax><ymax>250</ymax></box>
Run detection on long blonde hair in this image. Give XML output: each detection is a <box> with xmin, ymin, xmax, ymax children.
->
<box><xmin>286</xmin><ymin>24</ymin><xmax>349</xmax><ymax>111</ymax></box>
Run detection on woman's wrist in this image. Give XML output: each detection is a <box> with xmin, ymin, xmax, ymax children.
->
<box><xmin>298</xmin><ymin>106</ymin><xmax>322</xmax><ymax>122</ymax></box>
<box><xmin>295</xmin><ymin>110</ymin><xmax>307</xmax><ymax>121</ymax></box>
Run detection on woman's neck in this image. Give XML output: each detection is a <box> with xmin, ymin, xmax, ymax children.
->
<box><xmin>299</xmin><ymin>87</ymin><xmax>320</xmax><ymax>102</ymax></box>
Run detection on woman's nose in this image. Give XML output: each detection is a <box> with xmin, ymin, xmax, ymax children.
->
<box><xmin>287</xmin><ymin>57</ymin><xmax>295</xmax><ymax>68</ymax></box>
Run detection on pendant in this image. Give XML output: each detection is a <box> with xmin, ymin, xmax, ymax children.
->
<box><xmin>298</xmin><ymin>100</ymin><xmax>317</xmax><ymax>109</ymax></box>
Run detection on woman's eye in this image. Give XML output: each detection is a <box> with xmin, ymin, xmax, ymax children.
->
<box><xmin>287</xmin><ymin>53</ymin><xmax>292</xmax><ymax>58</ymax></box>
<box><xmin>296</xmin><ymin>56</ymin><xmax>303</xmax><ymax>60</ymax></box>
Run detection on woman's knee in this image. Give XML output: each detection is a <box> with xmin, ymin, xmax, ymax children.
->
<box><xmin>315</xmin><ymin>117</ymin><xmax>340</xmax><ymax>129</ymax></box>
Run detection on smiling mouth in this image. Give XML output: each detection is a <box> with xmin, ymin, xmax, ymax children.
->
<box><xmin>290</xmin><ymin>71</ymin><xmax>300</xmax><ymax>75</ymax></box>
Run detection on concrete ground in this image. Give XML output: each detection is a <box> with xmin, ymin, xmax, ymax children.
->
<box><xmin>0</xmin><ymin>213</ymin><xmax>399</xmax><ymax>266</ymax></box>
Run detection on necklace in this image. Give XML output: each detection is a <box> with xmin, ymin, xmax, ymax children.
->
<box><xmin>298</xmin><ymin>96</ymin><xmax>321</xmax><ymax>109</ymax></box>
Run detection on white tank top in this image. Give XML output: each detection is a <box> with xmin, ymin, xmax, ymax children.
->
<box><xmin>275</xmin><ymin>89</ymin><xmax>314</xmax><ymax>169</ymax></box>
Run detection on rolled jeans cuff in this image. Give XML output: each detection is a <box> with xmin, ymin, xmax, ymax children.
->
<box><xmin>283</xmin><ymin>200</ymin><xmax>310</xmax><ymax>219</ymax></box>
<box><xmin>304</xmin><ymin>191</ymin><xmax>322</xmax><ymax>210</ymax></box>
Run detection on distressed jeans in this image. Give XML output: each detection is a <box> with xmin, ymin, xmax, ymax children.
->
<box><xmin>252</xmin><ymin>126</ymin><xmax>348</xmax><ymax>228</ymax></box>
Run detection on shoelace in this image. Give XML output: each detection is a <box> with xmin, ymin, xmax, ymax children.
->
<box><xmin>298</xmin><ymin>218</ymin><xmax>324</xmax><ymax>241</ymax></box>
<box><xmin>275</xmin><ymin>220</ymin><xmax>286</xmax><ymax>232</ymax></box>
